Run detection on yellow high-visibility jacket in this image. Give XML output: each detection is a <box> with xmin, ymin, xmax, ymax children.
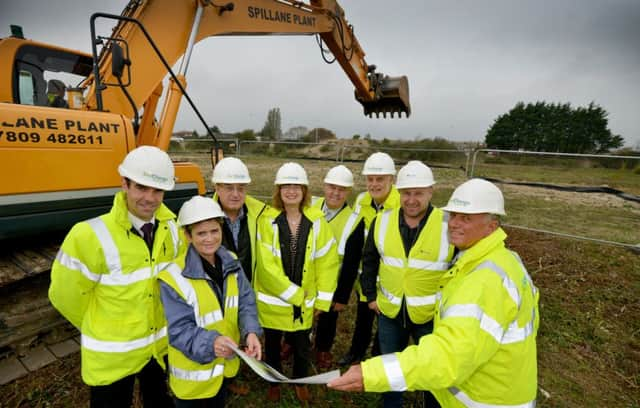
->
<box><xmin>254</xmin><ymin>206</ymin><xmax>339</xmax><ymax>331</ymax></box>
<box><xmin>311</xmin><ymin>197</ymin><xmax>362</xmax><ymax>262</ymax></box>
<box><xmin>212</xmin><ymin>193</ymin><xmax>268</xmax><ymax>278</ymax></box>
<box><xmin>49</xmin><ymin>192</ymin><xmax>184</xmax><ymax>385</ymax></box>
<box><xmin>352</xmin><ymin>187</ymin><xmax>400</xmax><ymax>300</ymax></box>
<box><xmin>374</xmin><ymin>207</ymin><xmax>454</xmax><ymax>323</ymax></box>
<box><xmin>158</xmin><ymin>249</ymin><xmax>240</xmax><ymax>400</ymax></box>
<box><xmin>362</xmin><ymin>228</ymin><xmax>539</xmax><ymax>408</ymax></box>
<box><xmin>353</xmin><ymin>187</ymin><xmax>401</xmax><ymax>231</ymax></box>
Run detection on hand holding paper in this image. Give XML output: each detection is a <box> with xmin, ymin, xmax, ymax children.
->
<box><xmin>327</xmin><ymin>364</ymin><xmax>364</xmax><ymax>392</ymax></box>
<box><xmin>243</xmin><ymin>332</ymin><xmax>262</xmax><ymax>360</ymax></box>
<box><xmin>226</xmin><ymin>343</ymin><xmax>340</xmax><ymax>384</ymax></box>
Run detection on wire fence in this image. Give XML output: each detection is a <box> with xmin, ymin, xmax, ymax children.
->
<box><xmin>170</xmin><ymin>140</ymin><xmax>640</xmax><ymax>249</ymax></box>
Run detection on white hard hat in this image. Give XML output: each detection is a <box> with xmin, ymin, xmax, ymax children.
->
<box><xmin>212</xmin><ymin>157</ymin><xmax>251</xmax><ymax>184</ymax></box>
<box><xmin>274</xmin><ymin>162</ymin><xmax>309</xmax><ymax>185</ymax></box>
<box><xmin>324</xmin><ymin>165</ymin><xmax>353</xmax><ymax>187</ymax></box>
<box><xmin>362</xmin><ymin>152</ymin><xmax>396</xmax><ymax>175</ymax></box>
<box><xmin>396</xmin><ymin>161</ymin><xmax>435</xmax><ymax>189</ymax></box>
<box><xmin>442</xmin><ymin>178</ymin><xmax>506</xmax><ymax>216</ymax></box>
<box><xmin>178</xmin><ymin>196</ymin><xmax>225</xmax><ymax>227</ymax></box>
<box><xmin>118</xmin><ymin>146</ymin><xmax>175</xmax><ymax>190</ymax></box>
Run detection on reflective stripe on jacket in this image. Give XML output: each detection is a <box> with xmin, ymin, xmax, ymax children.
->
<box><xmin>362</xmin><ymin>228</ymin><xmax>539</xmax><ymax>407</ymax></box>
<box><xmin>255</xmin><ymin>206</ymin><xmax>339</xmax><ymax>331</ymax></box>
<box><xmin>311</xmin><ymin>197</ymin><xmax>362</xmax><ymax>260</ymax></box>
<box><xmin>352</xmin><ymin>187</ymin><xmax>400</xmax><ymax>300</ymax></box>
<box><xmin>49</xmin><ymin>191</ymin><xmax>183</xmax><ymax>386</ymax></box>
<box><xmin>158</xmin><ymin>246</ymin><xmax>243</xmax><ymax>400</ymax></box>
<box><xmin>374</xmin><ymin>208</ymin><xmax>454</xmax><ymax>323</ymax></box>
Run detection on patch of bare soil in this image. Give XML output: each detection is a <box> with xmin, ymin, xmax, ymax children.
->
<box><xmin>502</xmin><ymin>184</ymin><xmax>640</xmax><ymax>211</ymax></box>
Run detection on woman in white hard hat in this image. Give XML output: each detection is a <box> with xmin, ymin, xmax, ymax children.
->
<box><xmin>254</xmin><ymin>162</ymin><xmax>340</xmax><ymax>403</ymax></box>
<box><xmin>158</xmin><ymin>196</ymin><xmax>262</xmax><ymax>407</ymax></box>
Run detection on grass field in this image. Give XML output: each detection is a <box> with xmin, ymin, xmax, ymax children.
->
<box><xmin>177</xmin><ymin>152</ymin><xmax>640</xmax><ymax>245</ymax></box>
<box><xmin>1</xmin><ymin>151</ymin><xmax>638</xmax><ymax>407</ymax></box>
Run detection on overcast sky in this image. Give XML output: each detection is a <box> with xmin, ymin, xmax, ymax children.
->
<box><xmin>3</xmin><ymin>0</ymin><xmax>639</xmax><ymax>147</ymax></box>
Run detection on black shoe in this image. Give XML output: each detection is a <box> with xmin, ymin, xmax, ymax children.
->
<box><xmin>338</xmin><ymin>351</ymin><xmax>362</xmax><ymax>366</ymax></box>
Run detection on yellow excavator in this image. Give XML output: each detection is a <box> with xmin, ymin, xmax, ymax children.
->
<box><xmin>0</xmin><ymin>0</ymin><xmax>410</xmax><ymax>356</ymax></box>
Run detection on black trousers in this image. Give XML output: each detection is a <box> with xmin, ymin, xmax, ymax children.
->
<box><xmin>347</xmin><ymin>300</ymin><xmax>380</xmax><ymax>358</ymax></box>
<box><xmin>265</xmin><ymin>327</ymin><xmax>312</xmax><ymax>378</ymax></box>
<box><xmin>174</xmin><ymin>380</ymin><xmax>227</xmax><ymax>408</ymax></box>
<box><xmin>315</xmin><ymin>310</ymin><xmax>339</xmax><ymax>352</ymax></box>
<box><xmin>90</xmin><ymin>358</ymin><xmax>173</xmax><ymax>408</ymax></box>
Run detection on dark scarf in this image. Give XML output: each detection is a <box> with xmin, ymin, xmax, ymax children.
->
<box><xmin>276</xmin><ymin>212</ymin><xmax>311</xmax><ymax>322</ymax></box>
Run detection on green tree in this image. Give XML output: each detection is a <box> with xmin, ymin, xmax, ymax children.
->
<box><xmin>233</xmin><ymin>129</ymin><xmax>256</xmax><ymax>141</ymax></box>
<box><xmin>261</xmin><ymin>108</ymin><xmax>282</xmax><ymax>140</ymax></box>
<box><xmin>485</xmin><ymin>101</ymin><xmax>624</xmax><ymax>153</ymax></box>
<box><xmin>302</xmin><ymin>127</ymin><xmax>336</xmax><ymax>143</ymax></box>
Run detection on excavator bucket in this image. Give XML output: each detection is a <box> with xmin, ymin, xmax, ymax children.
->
<box><xmin>357</xmin><ymin>75</ymin><xmax>411</xmax><ymax>118</ymax></box>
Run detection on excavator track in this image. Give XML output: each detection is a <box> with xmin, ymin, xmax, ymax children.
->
<box><xmin>0</xmin><ymin>236</ymin><xmax>76</xmax><ymax>361</ymax></box>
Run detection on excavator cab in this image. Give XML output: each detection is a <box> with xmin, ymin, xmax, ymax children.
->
<box><xmin>357</xmin><ymin>73</ymin><xmax>411</xmax><ymax>118</ymax></box>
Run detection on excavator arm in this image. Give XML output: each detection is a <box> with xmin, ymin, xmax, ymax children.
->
<box><xmin>86</xmin><ymin>0</ymin><xmax>410</xmax><ymax>149</ymax></box>
<box><xmin>310</xmin><ymin>0</ymin><xmax>411</xmax><ymax>118</ymax></box>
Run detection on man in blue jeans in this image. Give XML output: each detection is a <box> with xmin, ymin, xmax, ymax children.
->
<box><xmin>360</xmin><ymin>161</ymin><xmax>455</xmax><ymax>408</ymax></box>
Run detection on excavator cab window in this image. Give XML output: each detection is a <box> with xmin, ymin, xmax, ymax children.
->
<box><xmin>17</xmin><ymin>70</ymin><xmax>36</xmax><ymax>105</ymax></box>
<box><xmin>13</xmin><ymin>45</ymin><xmax>93</xmax><ymax>108</ymax></box>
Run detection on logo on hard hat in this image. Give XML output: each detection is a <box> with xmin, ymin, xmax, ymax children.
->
<box><xmin>450</xmin><ymin>198</ymin><xmax>471</xmax><ymax>206</ymax></box>
<box><xmin>143</xmin><ymin>171</ymin><xmax>170</xmax><ymax>183</ymax></box>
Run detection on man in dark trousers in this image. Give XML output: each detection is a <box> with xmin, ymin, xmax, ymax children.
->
<box><xmin>211</xmin><ymin>156</ymin><xmax>268</xmax><ymax>395</ymax></box>
<box><xmin>360</xmin><ymin>161</ymin><xmax>454</xmax><ymax>407</ymax></box>
<box><xmin>312</xmin><ymin>165</ymin><xmax>365</xmax><ymax>368</ymax></box>
<box><xmin>338</xmin><ymin>152</ymin><xmax>400</xmax><ymax>367</ymax></box>
<box><xmin>50</xmin><ymin>146</ymin><xmax>179</xmax><ymax>407</ymax></box>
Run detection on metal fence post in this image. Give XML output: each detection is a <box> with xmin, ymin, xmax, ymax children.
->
<box><xmin>470</xmin><ymin>149</ymin><xmax>482</xmax><ymax>178</ymax></box>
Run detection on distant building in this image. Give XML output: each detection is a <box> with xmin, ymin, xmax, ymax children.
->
<box><xmin>172</xmin><ymin>130</ymin><xmax>235</xmax><ymax>139</ymax></box>
<box><xmin>172</xmin><ymin>130</ymin><xmax>193</xmax><ymax>139</ymax></box>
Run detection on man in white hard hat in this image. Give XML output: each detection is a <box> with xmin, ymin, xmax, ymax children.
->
<box><xmin>212</xmin><ymin>157</ymin><xmax>268</xmax><ymax>284</ymax></box>
<box><xmin>49</xmin><ymin>145</ymin><xmax>181</xmax><ymax>407</ymax></box>
<box><xmin>311</xmin><ymin>165</ymin><xmax>365</xmax><ymax>369</ymax></box>
<box><xmin>211</xmin><ymin>156</ymin><xmax>268</xmax><ymax>396</ymax></box>
<box><xmin>339</xmin><ymin>151</ymin><xmax>400</xmax><ymax>367</ymax></box>
<box><xmin>329</xmin><ymin>178</ymin><xmax>540</xmax><ymax>408</ymax></box>
<box><xmin>359</xmin><ymin>160</ymin><xmax>454</xmax><ymax>408</ymax></box>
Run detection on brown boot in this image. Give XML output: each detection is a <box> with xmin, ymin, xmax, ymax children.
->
<box><xmin>294</xmin><ymin>385</ymin><xmax>311</xmax><ymax>402</ymax></box>
<box><xmin>267</xmin><ymin>384</ymin><xmax>281</xmax><ymax>402</ymax></box>
<box><xmin>315</xmin><ymin>351</ymin><xmax>333</xmax><ymax>369</ymax></box>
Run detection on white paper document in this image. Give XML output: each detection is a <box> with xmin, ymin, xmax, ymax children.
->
<box><xmin>227</xmin><ymin>343</ymin><xmax>340</xmax><ymax>384</ymax></box>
